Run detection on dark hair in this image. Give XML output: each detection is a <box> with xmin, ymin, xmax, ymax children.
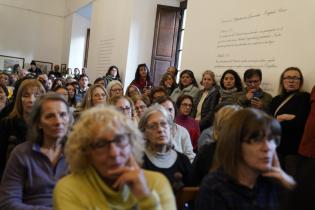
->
<box><xmin>220</xmin><ymin>69</ymin><xmax>243</xmax><ymax>91</ymax></box>
<box><xmin>176</xmin><ymin>94</ymin><xmax>193</xmax><ymax>110</ymax></box>
<box><xmin>30</xmin><ymin>60</ymin><xmax>36</xmax><ymax>66</ymax></box>
<box><xmin>244</xmin><ymin>69</ymin><xmax>262</xmax><ymax>81</ymax></box>
<box><xmin>134</xmin><ymin>63</ymin><xmax>151</xmax><ymax>83</ymax></box>
<box><xmin>0</xmin><ymin>72</ymin><xmax>11</xmax><ymax>86</ymax></box>
<box><xmin>13</xmin><ymin>64</ymin><xmax>20</xmax><ymax>73</ymax></box>
<box><xmin>93</xmin><ymin>77</ymin><xmax>105</xmax><ymax>85</ymax></box>
<box><xmin>27</xmin><ymin>92</ymin><xmax>73</xmax><ymax>145</ymax></box>
<box><xmin>106</xmin><ymin>65</ymin><xmax>121</xmax><ymax>79</ymax></box>
<box><xmin>65</xmin><ymin>83</ymin><xmax>77</xmax><ymax>107</ymax></box>
<box><xmin>79</xmin><ymin>74</ymin><xmax>89</xmax><ymax>81</ymax></box>
<box><xmin>212</xmin><ymin>108</ymin><xmax>281</xmax><ymax>180</ymax></box>
<box><xmin>159</xmin><ymin>73</ymin><xmax>177</xmax><ymax>89</ymax></box>
<box><xmin>150</xmin><ymin>86</ymin><xmax>167</xmax><ymax>101</ymax></box>
<box><xmin>167</xmin><ymin>66</ymin><xmax>179</xmax><ymax>77</ymax></box>
<box><xmin>278</xmin><ymin>67</ymin><xmax>304</xmax><ymax>95</ymax></box>
<box><xmin>179</xmin><ymin>70</ymin><xmax>198</xmax><ymax>89</ymax></box>
<box><xmin>52</xmin><ymin>78</ymin><xmax>65</xmax><ymax>91</ymax></box>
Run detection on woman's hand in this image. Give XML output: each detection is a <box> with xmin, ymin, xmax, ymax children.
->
<box><xmin>276</xmin><ymin>114</ymin><xmax>296</xmax><ymax>122</ymax></box>
<box><xmin>262</xmin><ymin>153</ymin><xmax>296</xmax><ymax>190</ymax></box>
<box><xmin>109</xmin><ymin>155</ymin><xmax>151</xmax><ymax>199</ymax></box>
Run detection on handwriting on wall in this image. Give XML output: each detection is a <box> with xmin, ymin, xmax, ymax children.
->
<box><xmin>214</xmin><ymin>7</ymin><xmax>288</xmax><ymax>72</ymax></box>
<box><xmin>96</xmin><ymin>38</ymin><xmax>115</xmax><ymax>76</ymax></box>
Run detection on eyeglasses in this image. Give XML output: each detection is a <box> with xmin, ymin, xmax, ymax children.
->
<box><xmin>181</xmin><ymin>103</ymin><xmax>192</xmax><ymax>108</ymax></box>
<box><xmin>93</xmin><ymin>93</ymin><xmax>106</xmax><ymax>98</ymax></box>
<box><xmin>90</xmin><ymin>133</ymin><xmax>130</xmax><ymax>152</ymax></box>
<box><xmin>135</xmin><ymin>105</ymin><xmax>147</xmax><ymax>111</ymax></box>
<box><xmin>118</xmin><ymin>106</ymin><xmax>131</xmax><ymax>113</ymax></box>
<box><xmin>246</xmin><ymin>80</ymin><xmax>260</xmax><ymax>84</ymax></box>
<box><xmin>146</xmin><ymin>121</ymin><xmax>169</xmax><ymax>130</ymax></box>
<box><xmin>283</xmin><ymin>76</ymin><xmax>301</xmax><ymax>81</ymax></box>
<box><xmin>111</xmin><ymin>88</ymin><xmax>123</xmax><ymax>92</ymax></box>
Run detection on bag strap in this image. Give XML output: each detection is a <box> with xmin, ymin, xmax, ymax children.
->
<box><xmin>274</xmin><ymin>93</ymin><xmax>296</xmax><ymax>117</ymax></box>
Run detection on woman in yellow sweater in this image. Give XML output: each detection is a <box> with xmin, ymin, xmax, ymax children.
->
<box><xmin>53</xmin><ymin>106</ymin><xmax>176</xmax><ymax>210</ymax></box>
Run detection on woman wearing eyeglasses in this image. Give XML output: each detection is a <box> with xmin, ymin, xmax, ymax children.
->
<box><xmin>106</xmin><ymin>80</ymin><xmax>124</xmax><ymax>98</ymax></box>
<box><xmin>139</xmin><ymin>104</ymin><xmax>192</xmax><ymax>191</ymax></box>
<box><xmin>196</xmin><ymin>108</ymin><xmax>295</xmax><ymax>210</ymax></box>
<box><xmin>269</xmin><ymin>67</ymin><xmax>310</xmax><ymax>177</ymax></box>
<box><xmin>175</xmin><ymin>94</ymin><xmax>200</xmax><ymax>151</ymax></box>
<box><xmin>108</xmin><ymin>95</ymin><xmax>138</xmax><ymax>123</ymax></box>
<box><xmin>238</xmin><ymin>69</ymin><xmax>272</xmax><ymax>112</ymax></box>
<box><xmin>53</xmin><ymin>106</ymin><xmax>176</xmax><ymax>210</ymax></box>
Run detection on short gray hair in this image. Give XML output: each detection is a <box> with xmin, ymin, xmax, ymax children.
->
<box><xmin>138</xmin><ymin>104</ymin><xmax>173</xmax><ymax>133</ymax></box>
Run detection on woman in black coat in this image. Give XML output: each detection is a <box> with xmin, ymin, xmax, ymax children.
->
<box><xmin>269</xmin><ymin>67</ymin><xmax>310</xmax><ymax>177</ymax></box>
<box><xmin>191</xmin><ymin>70</ymin><xmax>220</xmax><ymax>131</ymax></box>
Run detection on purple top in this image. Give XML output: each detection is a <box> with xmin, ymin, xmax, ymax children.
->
<box><xmin>0</xmin><ymin>141</ymin><xmax>68</xmax><ymax>210</ymax></box>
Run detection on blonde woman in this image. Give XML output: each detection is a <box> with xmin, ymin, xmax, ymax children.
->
<box><xmin>0</xmin><ymin>79</ymin><xmax>45</xmax><ymax>178</ymax></box>
<box><xmin>53</xmin><ymin>106</ymin><xmax>176</xmax><ymax>210</ymax></box>
<box><xmin>81</xmin><ymin>84</ymin><xmax>108</xmax><ymax>111</ymax></box>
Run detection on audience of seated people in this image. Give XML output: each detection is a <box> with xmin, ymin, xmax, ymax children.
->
<box><xmin>54</xmin><ymin>105</ymin><xmax>176</xmax><ymax>209</ymax></box>
<box><xmin>0</xmin><ymin>64</ymin><xmax>314</xmax><ymax>210</ymax></box>
<box><xmin>0</xmin><ymin>93</ymin><xmax>72</xmax><ymax>210</ymax></box>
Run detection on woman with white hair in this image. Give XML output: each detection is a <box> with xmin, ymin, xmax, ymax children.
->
<box><xmin>53</xmin><ymin>106</ymin><xmax>176</xmax><ymax>210</ymax></box>
<box><xmin>139</xmin><ymin>104</ymin><xmax>192</xmax><ymax>190</ymax></box>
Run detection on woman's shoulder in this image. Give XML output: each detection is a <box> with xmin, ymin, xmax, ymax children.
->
<box><xmin>199</xmin><ymin>169</ymin><xmax>228</xmax><ymax>191</ymax></box>
<box><xmin>297</xmin><ymin>91</ymin><xmax>311</xmax><ymax>99</ymax></box>
<box><xmin>54</xmin><ymin>173</ymin><xmax>86</xmax><ymax>193</ymax></box>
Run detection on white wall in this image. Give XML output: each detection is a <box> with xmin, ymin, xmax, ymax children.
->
<box><xmin>65</xmin><ymin>0</ymin><xmax>93</xmax><ymax>15</ymax></box>
<box><xmin>0</xmin><ymin>1</ymin><xmax>65</xmax><ymax>67</ymax></box>
<box><xmin>125</xmin><ymin>0</ymin><xmax>180</xmax><ymax>87</ymax></box>
<box><xmin>0</xmin><ymin>0</ymin><xmax>66</xmax><ymax>16</ymax></box>
<box><xmin>68</xmin><ymin>13</ymin><xmax>90</xmax><ymax>70</ymax></box>
<box><xmin>87</xmin><ymin>0</ymin><xmax>133</xmax><ymax>84</ymax></box>
<box><xmin>182</xmin><ymin>0</ymin><xmax>315</xmax><ymax>95</ymax></box>
<box><xmin>87</xmin><ymin>0</ymin><xmax>180</xmax><ymax>86</ymax></box>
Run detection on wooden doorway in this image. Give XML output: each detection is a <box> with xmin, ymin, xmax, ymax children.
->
<box><xmin>151</xmin><ymin>5</ymin><xmax>181</xmax><ymax>86</ymax></box>
<box><xmin>83</xmin><ymin>28</ymin><xmax>90</xmax><ymax>68</ymax></box>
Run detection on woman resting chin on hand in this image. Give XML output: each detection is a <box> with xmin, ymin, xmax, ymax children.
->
<box><xmin>53</xmin><ymin>106</ymin><xmax>176</xmax><ymax>210</ymax></box>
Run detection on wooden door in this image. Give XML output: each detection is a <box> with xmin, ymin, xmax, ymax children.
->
<box><xmin>151</xmin><ymin>5</ymin><xmax>181</xmax><ymax>86</ymax></box>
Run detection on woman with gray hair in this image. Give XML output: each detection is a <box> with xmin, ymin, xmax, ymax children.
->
<box><xmin>0</xmin><ymin>93</ymin><xmax>72</xmax><ymax>210</ymax></box>
<box><xmin>53</xmin><ymin>106</ymin><xmax>176</xmax><ymax>210</ymax></box>
<box><xmin>139</xmin><ymin>104</ymin><xmax>192</xmax><ymax>190</ymax></box>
